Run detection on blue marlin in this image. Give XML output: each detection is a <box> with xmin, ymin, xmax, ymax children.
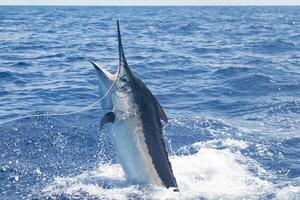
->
<box><xmin>89</xmin><ymin>21</ymin><xmax>178</xmax><ymax>191</ymax></box>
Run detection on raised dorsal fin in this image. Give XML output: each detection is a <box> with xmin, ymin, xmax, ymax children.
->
<box><xmin>89</xmin><ymin>60</ymin><xmax>114</xmax><ymax>112</ymax></box>
<box><xmin>89</xmin><ymin>60</ymin><xmax>117</xmax><ymax>81</ymax></box>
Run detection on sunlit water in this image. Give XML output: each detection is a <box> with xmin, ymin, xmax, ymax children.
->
<box><xmin>0</xmin><ymin>6</ymin><xmax>299</xmax><ymax>200</ymax></box>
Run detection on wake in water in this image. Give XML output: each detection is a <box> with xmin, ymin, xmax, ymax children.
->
<box><xmin>1</xmin><ymin>113</ymin><xmax>299</xmax><ymax>199</ymax></box>
<box><xmin>40</xmin><ymin>140</ymin><xmax>300</xmax><ymax>200</ymax></box>
<box><xmin>36</xmin><ymin>118</ymin><xmax>300</xmax><ymax>200</ymax></box>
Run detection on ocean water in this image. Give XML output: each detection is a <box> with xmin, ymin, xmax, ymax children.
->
<box><xmin>0</xmin><ymin>6</ymin><xmax>300</xmax><ymax>200</ymax></box>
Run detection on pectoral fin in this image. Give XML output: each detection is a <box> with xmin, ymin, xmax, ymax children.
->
<box><xmin>100</xmin><ymin>112</ymin><xmax>115</xmax><ymax>129</ymax></box>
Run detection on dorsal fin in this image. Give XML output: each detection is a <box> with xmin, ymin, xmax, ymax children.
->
<box><xmin>89</xmin><ymin>60</ymin><xmax>114</xmax><ymax>112</ymax></box>
<box><xmin>89</xmin><ymin>60</ymin><xmax>117</xmax><ymax>81</ymax></box>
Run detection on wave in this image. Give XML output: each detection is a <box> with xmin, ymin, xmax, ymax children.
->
<box><xmin>1</xmin><ymin>115</ymin><xmax>299</xmax><ymax>199</ymax></box>
<box><xmin>213</xmin><ymin>67</ymin><xmax>252</xmax><ymax>77</ymax></box>
<box><xmin>267</xmin><ymin>100</ymin><xmax>300</xmax><ymax>115</ymax></box>
<box><xmin>12</xmin><ymin>61</ymin><xmax>31</xmax><ymax>67</ymax></box>
<box><xmin>40</xmin><ymin>139</ymin><xmax>299</xmax><ymax>200</ymax></box>
<box><xmin>245</xmin><ymin>38</ymin><xmax>297</xmax><ymax>54</ymax></box>
<box><xmin>222</xmin><ymin>74</ymin><xmax>276</xmax><ymax>95</ymax></box>
<box><xmin>0</xmin><ymin>71</ymin><xmax>13</xmax><ymax>79</ymax></box>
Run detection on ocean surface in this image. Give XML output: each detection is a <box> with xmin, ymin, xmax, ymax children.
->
<box><xmin>0</xmin><ymin>6</ymin><xmax>299</xmax><ymax>200</ymax></box>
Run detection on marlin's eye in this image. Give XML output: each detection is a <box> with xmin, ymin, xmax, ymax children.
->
<box><xmin>120</xmin><ymin>76</ymin><xmax>128</xmax><ymax>82</ymax></box>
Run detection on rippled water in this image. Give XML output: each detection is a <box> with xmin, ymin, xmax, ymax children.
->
<box><xmin>0</xmin><ymin>6</ymin><xmax>299</xmax><ymax>200</ymax></box>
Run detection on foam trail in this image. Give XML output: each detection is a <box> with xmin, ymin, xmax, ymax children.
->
<box><xmin>42</xmin><ymin>142</ymin><xmax>281</xmax><ymax>200</ymax></box>
<box><xmin>0</xmin><ymin>82</ymin><xmax>115</xmax><ymax>125</ymax></box>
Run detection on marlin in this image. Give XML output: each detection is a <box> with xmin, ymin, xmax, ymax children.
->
<box><xmin>89</xmin><ymin>21</ymin><xmax>179</xmax><ymax>191</ymax></box>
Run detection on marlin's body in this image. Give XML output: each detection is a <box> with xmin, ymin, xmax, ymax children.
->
<box><xmin>90</xmin><ymin>21</ymin><xmax>178</xmax><ymax>190</ymax></box>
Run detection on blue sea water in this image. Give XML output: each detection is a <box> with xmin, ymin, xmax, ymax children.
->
<box><xmin>0</xmin><ymin>6</ymin><xmax>300</xmax><ymax>199</ymax></box>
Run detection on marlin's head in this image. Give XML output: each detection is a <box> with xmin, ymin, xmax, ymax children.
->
<box><xmin>90</xmin><ymin>20</ymin><xmax>136</xmax><ymax>111</ymax></box>
<box><xmin>114</xmin><ymin>20</ymin><xmax>135</xmax><ymax>96</ymax></box>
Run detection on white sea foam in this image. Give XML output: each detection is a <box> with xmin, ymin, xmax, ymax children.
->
<box><xmin>172</xmin><ymin>148</ymin><xmax>274</xmax><ymax>199</ymax></box>
<box><xmin>42</xmin><ymin>141</ymin><xmax>294</xmax><ymax>200</ymax></box>
<box><xmin>191</xmin><ymin>138</ymin><xmax>249</xmax><ymax>150</ymax></box>
<box><xmin>276</xmin><ymin>185</ymin><xmax>300</xmax><ymax>200</ymax></box>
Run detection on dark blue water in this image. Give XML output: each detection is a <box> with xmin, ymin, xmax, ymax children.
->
<box><xmin>0</xmin><ymin>6</ymin><xmax>300</xmax><ymax>199</ymax></box>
